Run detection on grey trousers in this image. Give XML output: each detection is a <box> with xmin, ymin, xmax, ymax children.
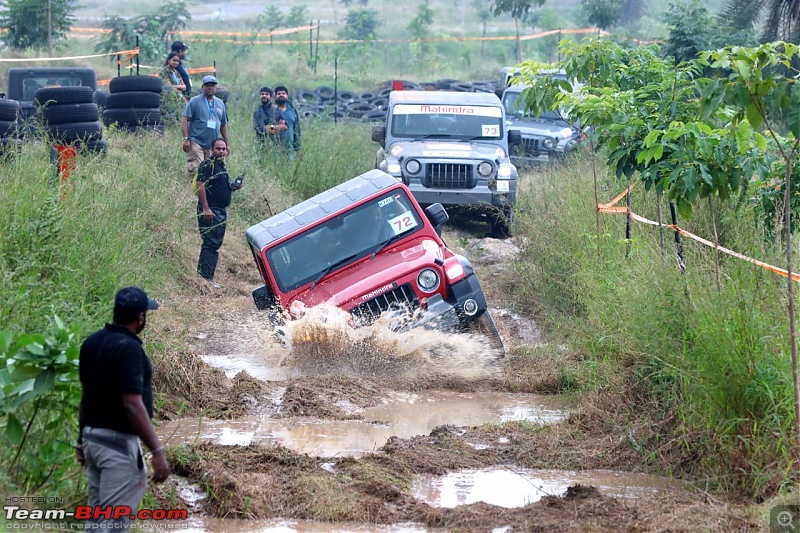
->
<box><xmin>82</xmin><ymin>426</ymin><xmax>147</xmax><ymax>529</ymax></box>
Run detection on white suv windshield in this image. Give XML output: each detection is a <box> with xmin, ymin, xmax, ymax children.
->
<box><xmin>390</xmin><ymin>104</ymin><xmax>503</xmax><ymax>139</ymax></box>
<box><xmin>266</xmin><ymin>190</ymin><xmax>423</xmax><ymax>292</ymax></box>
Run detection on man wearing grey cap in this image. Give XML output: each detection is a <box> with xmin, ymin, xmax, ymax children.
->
<box><xmin>77</xmin><ymin>287</ymin><xmax>169</xmax><ymax>529</ymax></box>
<box><xmin>181</xmin><ymin>75</ymin><xmax>230</xmax><ymax>179</ymax></box>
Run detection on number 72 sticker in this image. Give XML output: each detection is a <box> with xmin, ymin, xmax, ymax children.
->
<box><xmin>388</xmin><ymin>211</ymin><xmax>419</xmax><ymax>235</ymax></box>
<box><xmin>481</xmin><ymin>124</ymin><xmax>500</xmax><ymax>137</ymax></box>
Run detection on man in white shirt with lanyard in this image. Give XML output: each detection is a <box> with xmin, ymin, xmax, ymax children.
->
<box><xmin>181</xmin><ymin>75</ymin><xmax>231</xmax><ymax>180</ymax></box>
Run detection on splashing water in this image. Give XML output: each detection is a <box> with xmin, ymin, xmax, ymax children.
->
<box><xmin>277</xmin><ymin>303</ymin><xmax>502</xmax><ymax>383</ymax></box>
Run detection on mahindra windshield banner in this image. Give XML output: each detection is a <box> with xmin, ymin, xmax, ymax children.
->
<box><xmin>393</xmin><ymin>104</ymin><xmax>502</xmax><ymax>117</ymax></box>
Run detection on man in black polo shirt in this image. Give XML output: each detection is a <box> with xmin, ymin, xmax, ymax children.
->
<box><xmin>77</xmin><ymin>286</ymin><xmax>169</xmax><ymax>528</ymax></box>
<box><xmin>195</xmin><ymin>138</ymin><xmax>242</xmax><ymax>289</ymax></box>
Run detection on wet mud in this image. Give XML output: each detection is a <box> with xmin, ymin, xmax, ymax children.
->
<box><xmin>148</xmin><ymin>231</ymin><xmax>760</xmax><ymax>531</ymax></box>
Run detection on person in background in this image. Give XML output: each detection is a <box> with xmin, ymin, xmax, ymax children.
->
<box><xmin>160</xmin><ymin>52</ymin><xmax>187</xmax><ymax>99</ymax></box>
<box><xmin>171</xmin><ymin>41</ymin><xmax>192</xmax><ymax>96</ymax></box>
<box><xmin>253</xmin><ymin>86</ymin><xmax>283</xmax><ymax>146</ymax></box>
<box><xmin>181</xmin><ymin>75</ymin><xmax>230</xmax><ymax>180</ymax></box>
<box><xmin>77</xmin><ymin>286</ymin><xmax>170</xmax><ymax>530</ymax></box>
<box><xmin>272</xmin><ymin>85</ymin><xmax>301</xmax><ymax>161</ymax></box>
<box><xmin>195</xmin><ymin>138</ymin><xmax>243</xmax><ymax>289</ymax></box>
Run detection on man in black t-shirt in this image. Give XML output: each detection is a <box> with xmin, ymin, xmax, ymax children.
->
<box><xmin>195</xmin><ymin>138</ymin><xmax>243</xmax><ymax>288</ymax></box>
<box><xmin>77</xmin><ymin>286</ymin><xmax>170</xmax><ymax>529</ymax></box>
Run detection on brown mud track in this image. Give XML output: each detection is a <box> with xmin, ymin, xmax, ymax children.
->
<box><xmin>148</xmin><ymin>232</ymin><xmax>760</xmax><ymax>531</ymax></box>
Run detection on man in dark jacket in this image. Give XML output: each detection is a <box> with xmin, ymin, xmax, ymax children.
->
<box><xmin>195</xmin><ymin>138</ymin><xmax>243</xmax><ymax>288</ymax></box>
<box><xmin>171</xmin><ymin>41</ymin><xmax>192</xmax><ymax>96</ymax></box>
<box><xmin>273</xmin><ymin>85</ymin><xmax>301</xmax><ymax>160</ymax></box>
<box><xmin>77</xmin><ymin>286</ymin><xmax>170</xmax><ymax>529</ymax></box>
<box><xmin>253</xmin><ymin>86</ymin><xmax>281</xmax><ymax>145</ymax></box>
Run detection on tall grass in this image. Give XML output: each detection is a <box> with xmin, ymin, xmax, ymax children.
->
<box><xmin>515</xmin><ymin>154</ymin><xmax>797</xmax><ymax>496</ymax></box>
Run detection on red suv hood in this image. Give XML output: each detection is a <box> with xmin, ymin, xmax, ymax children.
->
<box><xmin>288</xmin><ymin>237</ymin><xmax>444</xmax><ymax>310</ymax></box>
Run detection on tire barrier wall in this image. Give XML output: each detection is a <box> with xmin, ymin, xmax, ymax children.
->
<box><xmin>102</xmin><ymin>75</ymin><xmax>165</xmax><ymax>133</ymax></box>
<box><xmin>291</xmin><ymin>78</ymin><xmax>505</xmax><ymax>125</ymax></box>
<box><xmin>34</xmin><ymin>86</ymin><xmax>107</xmax><ymax>154</ymax></box>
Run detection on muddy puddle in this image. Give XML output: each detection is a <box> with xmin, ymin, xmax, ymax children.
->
<box><xmin>412</xmin><ymin>466</ymin><xmax>685</xmax><ymax>508</ymax></box>
<box><xmin>174</xmin><ymin>517</ymin><xmax>430</xmax><ymax>532</ymax></box>
<box><xmin>159</xmin><ymin>390</ymin><xmax>568</xmax><ymax>456</ymax></box>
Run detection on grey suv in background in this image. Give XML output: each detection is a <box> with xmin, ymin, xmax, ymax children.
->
<box><xmin>502</xmin><ymin>83</ymin><xmax>582</xmax><ymax>166</ymax></box>
<box><xmin>372</xmin><ymin>90</ymin><xmax>521</xmax><ymax>235</ymax></box>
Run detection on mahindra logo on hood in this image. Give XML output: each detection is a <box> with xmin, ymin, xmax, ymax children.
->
<box><xmin>361</xmin><ymin>282</ymin><xmax>398</xmax><ymax>301</ymax></box>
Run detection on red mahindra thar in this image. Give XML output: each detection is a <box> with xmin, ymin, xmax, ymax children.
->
<box><xmin>245</xmin><ymin>169</ymin><xmax>501</xmax><ymax>344</ymax></box>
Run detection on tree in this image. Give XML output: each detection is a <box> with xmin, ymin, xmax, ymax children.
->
<box><xmin>94</xmin><ymin>0</ymin><xmax>190</xmax><ymax>64</ymax></box>
<box><xmin>491</xmin><ymin>0</ymin><xmax>546</xmax><ymax>61</ymax></box>
<box><xmin>340</xmin><ymin>8</ymin><xmax>380</xmax><ymax>41</ymax></box>
<box><xmin>286</xmin><ymin>5</ymin><xmax>308</xmax><ymax>27</ymax></box>
<box><xmin>661</xmin><ymin>0</ymin><xmax>712</xmax><ymax>64</ymax></box>
<box><xmin>580</xmin><ymin>0</ymin><xmax>624</xmax><ymax>31</ymax></box>
<box><xmin>408</xmin><ymin>0</ymin><xmax>436</xmax><ymax>56</ymax></box>
<box><xmin>721</xmin><ymin>0</ymin><xmax>800</xmax><ymax>43</ymax></box>
<box><xmin>0</xmin><ymin>0</ymin><xmax>77</xmax><ymax>51</ymax></box>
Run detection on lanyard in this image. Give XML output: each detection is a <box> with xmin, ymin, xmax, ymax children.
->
<box><xmin>205</xmin><ymin>98</ymin><xmax>215</xmax><ymax>118</ymax></box>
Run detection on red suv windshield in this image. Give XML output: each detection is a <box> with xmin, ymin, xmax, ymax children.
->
<box><xmin>266</xmin><ymin>190</ymin><xmax>423</xmax><ymax>292</ymax></box>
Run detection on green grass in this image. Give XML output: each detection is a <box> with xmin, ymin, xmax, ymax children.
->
<box><xmin>514</xmin><ymin>153</ymin><xmax>798</xmax><ymax>497</ymax></box>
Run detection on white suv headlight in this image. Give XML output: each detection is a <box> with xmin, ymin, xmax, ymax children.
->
<box><xmin>477</xmin><ymin>161</ymin><xmax>493</xmax><ymax>177</ymax></box>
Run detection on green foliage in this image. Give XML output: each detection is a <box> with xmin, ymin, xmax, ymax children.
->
<box><xmin>516</xmin><ymin>155</ymin><xmax>796</xmax><ymax>496</ymax></box>
<box><xmin>490</xmin><ymin>0</ymin><xmax>545</xmax><ymax>20</ymax></box>
<box><xmin>0</xmin><ymin>317</ymin><xmax>82</xmax><ymax>496</ymax></box>
<box><xmin>287</xmin><ymin>5</ymin><xmax>309</xmax><ymax>27</ymax></box>
<box><xmin>407</xmin><ymin>1</ymin><xmax>436</xmax><ymax>56</ymax></box>
<box><xmin>94</xmin><ymin>0</ymin><xmax>190</xmax><ymax>64</ymax></box>
<box><xmin>257</xmin><ymin>5</ymin><xmax>285</xmax><ymax>31</ymax></box>
<box><xmin>0</xmin><ymin>0</ymin><xmax>76</xmax><ymax>50</ymax></box>
<box><xmin>722</xmin><ymin>0</ymin><xmax>800</xmax><ymax>43</ymax></box>
<box><xmin>580</xmin><ymin>0</ymin><xmax>624</xmax><ymax>30</ymax></box>
<box><xmin>662</xmin><ymin>0</ymin><xmax>713</xmax><ymax>63</ymax></box>
<box><xmin>340</xmin><ymin>8</ymin><xmax>380</xmax><ymax>41</ymax></box>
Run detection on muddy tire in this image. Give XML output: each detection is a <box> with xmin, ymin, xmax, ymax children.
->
<box><xmin>469</xmin><ymin>312</ymin><xmax>505</xmax><ymax>356</ymax></box>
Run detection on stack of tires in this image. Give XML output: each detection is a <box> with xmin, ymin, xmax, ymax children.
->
<box><xmin>102</xmin><ymin>76</ymin><xmax>164</xmax><ymax>133</ymax></box>
<box><xmin>35</xmin><ymin>86</ymin><xmax>106</xmax><ymax>154</ymax></box>
<box><xmin>0</xmin><ymin>98</ymin><xmax>22</xmax><ymax>154</ymax></box>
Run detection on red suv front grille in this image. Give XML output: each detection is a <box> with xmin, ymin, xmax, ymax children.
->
<box><xmin>350</xmin><ymin>283</ymin><xmax>419</xmax><ymax>326</ymax></box>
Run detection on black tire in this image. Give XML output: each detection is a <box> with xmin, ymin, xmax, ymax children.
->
<box><xmin>102</xmin><ymin>108</ymin><xmax>161</xmax><ymax>126</ymax></box>
<box><xmin>74</xmin><ymin>138</ymin><xmax>107</xmax><ymax>155</ymax></box>
<box><xmin>18</xmin><ymin>102</ymin><xmax>35</xmax><ymax>120</ymax></box>
<box><xmin>435</xmin><ymin>79</ymin><xmax>459</xmax><ymax>90</ymax></box>
<box><xmin>215</xmin><ymin>87</ymin><xmax>230</xmax><ymax>103</ymax></box>
<box><xmin>490</xmin><ymin>205</ymin><xmax>514</xmax><ymax>237</ymax></box>
<box><xmin>337</xmin><ymin>90</ymin><xmax>355</xmax><ymax>102</ymax></box>
<box><xmin>105</xmin><ymin>91</ymin><xmax>161</xmax><ymax>109</ymax></box>
<box><xmin>358</xmin><ymin>91</ymin><xmax>375</xmax><ymax>101</ymax></box>
<box><xmin>47</xmin><ymin>121</ymin><xmax>102</xmax><ymax>143</ymax></box>
<box><xmin>295</xmin><ymin>88</ymin><xmax>321</xmax><ymax>105</ymax></box>
<box><xmin>468</xmin><ymin>312</ymin><xmax>505</xmax><ymax>355</ymax></box>
<box><xmin>315</xmin><ymin>85</ymin><xmax>335</xmax><ymax>101</ymax></box>
<box><xmin>35</xmin><ymin>86</ymin><xmax>94</xmax><ymax>106</ymax></box>
<box><xmin>41</xmin><ymin>103</ymin><xmax>99</xmax><ymax>125</ymax></box>
<box><xmin>109</xmin><ymin>75</ymin><xmax>163</xmax><ymax>94</ymax></box>
<box><xmin>371</xmin><ymin>97</ymin><xmax>388</xmax><ymax>109</ymax></box>
<box><xmin>378</xmin><ymin>88</ymin><xmax>392</xmax><ymax>98</ymax></box>
<box><xmin>346</xmin><ymin>100</ymin><xmax>375</xmax><ymax>113</ymax></box>
<box><xmin>0</xmin><ymin>99</ymin><xmax>20</xmax><ymax>121</ymax></box>
<box><xmin>0</xmin><ymin>120</ymin><xmax>18</xmax><ymax>137</ymax></box>
<box><xmin>93</xmin><ymin>90</ymin><xmax>109</xmax><ymax>108</ymax></box>
<box><xmin>361</xmin><ymin>109</ymin><xmax>387</xmax><ymax>122</ymax></box>
<box><xmin>451</xmin><ymin>82</ymin><xmax>474</xmax><ymax>92</ymax></box>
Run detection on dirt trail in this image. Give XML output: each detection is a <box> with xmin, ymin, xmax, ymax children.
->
<box><xmin>149</xmin><ymin>230</ymin><xmax>760</xmax><ymax>531</ymax></box>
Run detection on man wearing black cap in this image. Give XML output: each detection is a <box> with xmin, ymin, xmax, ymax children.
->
<box><xmin>171</xmin><ymin>41</ymin><xmax>192</xmax><ymax>96</ymax></box>
<box><xmin>77</xmin><ymin>287</ymin><xmax>169</xmax><ymax>529</ymax></box>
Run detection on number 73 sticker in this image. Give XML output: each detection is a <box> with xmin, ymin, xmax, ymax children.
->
<box><xmin>481</xmin><ymin>124</ymin><xmax>500</xmax><ymax>137</ymax></box>
<box><xmin>388</xmin><ymin>211</ymin><xmax>419</xmax><ymax>236</ymax></box>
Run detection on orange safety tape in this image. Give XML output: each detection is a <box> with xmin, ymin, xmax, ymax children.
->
<box><xmin>598</xmin><ymin>189</ymin><xmax>800</xmax><ymax>282</ymax></box>
<box><xmin>70</xmin><ymin>25</ymin><xmax>316</xmax><ymax>37</ymax></box>
<box><xmin>186</xmin><ymin>66</ymin><xmax>216</xmax><ymax>74</ymax></box>
<box><xmin>0</xmin><ymin>48</ymin><xmax>138</xmax><ymax>62</ymax></box>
